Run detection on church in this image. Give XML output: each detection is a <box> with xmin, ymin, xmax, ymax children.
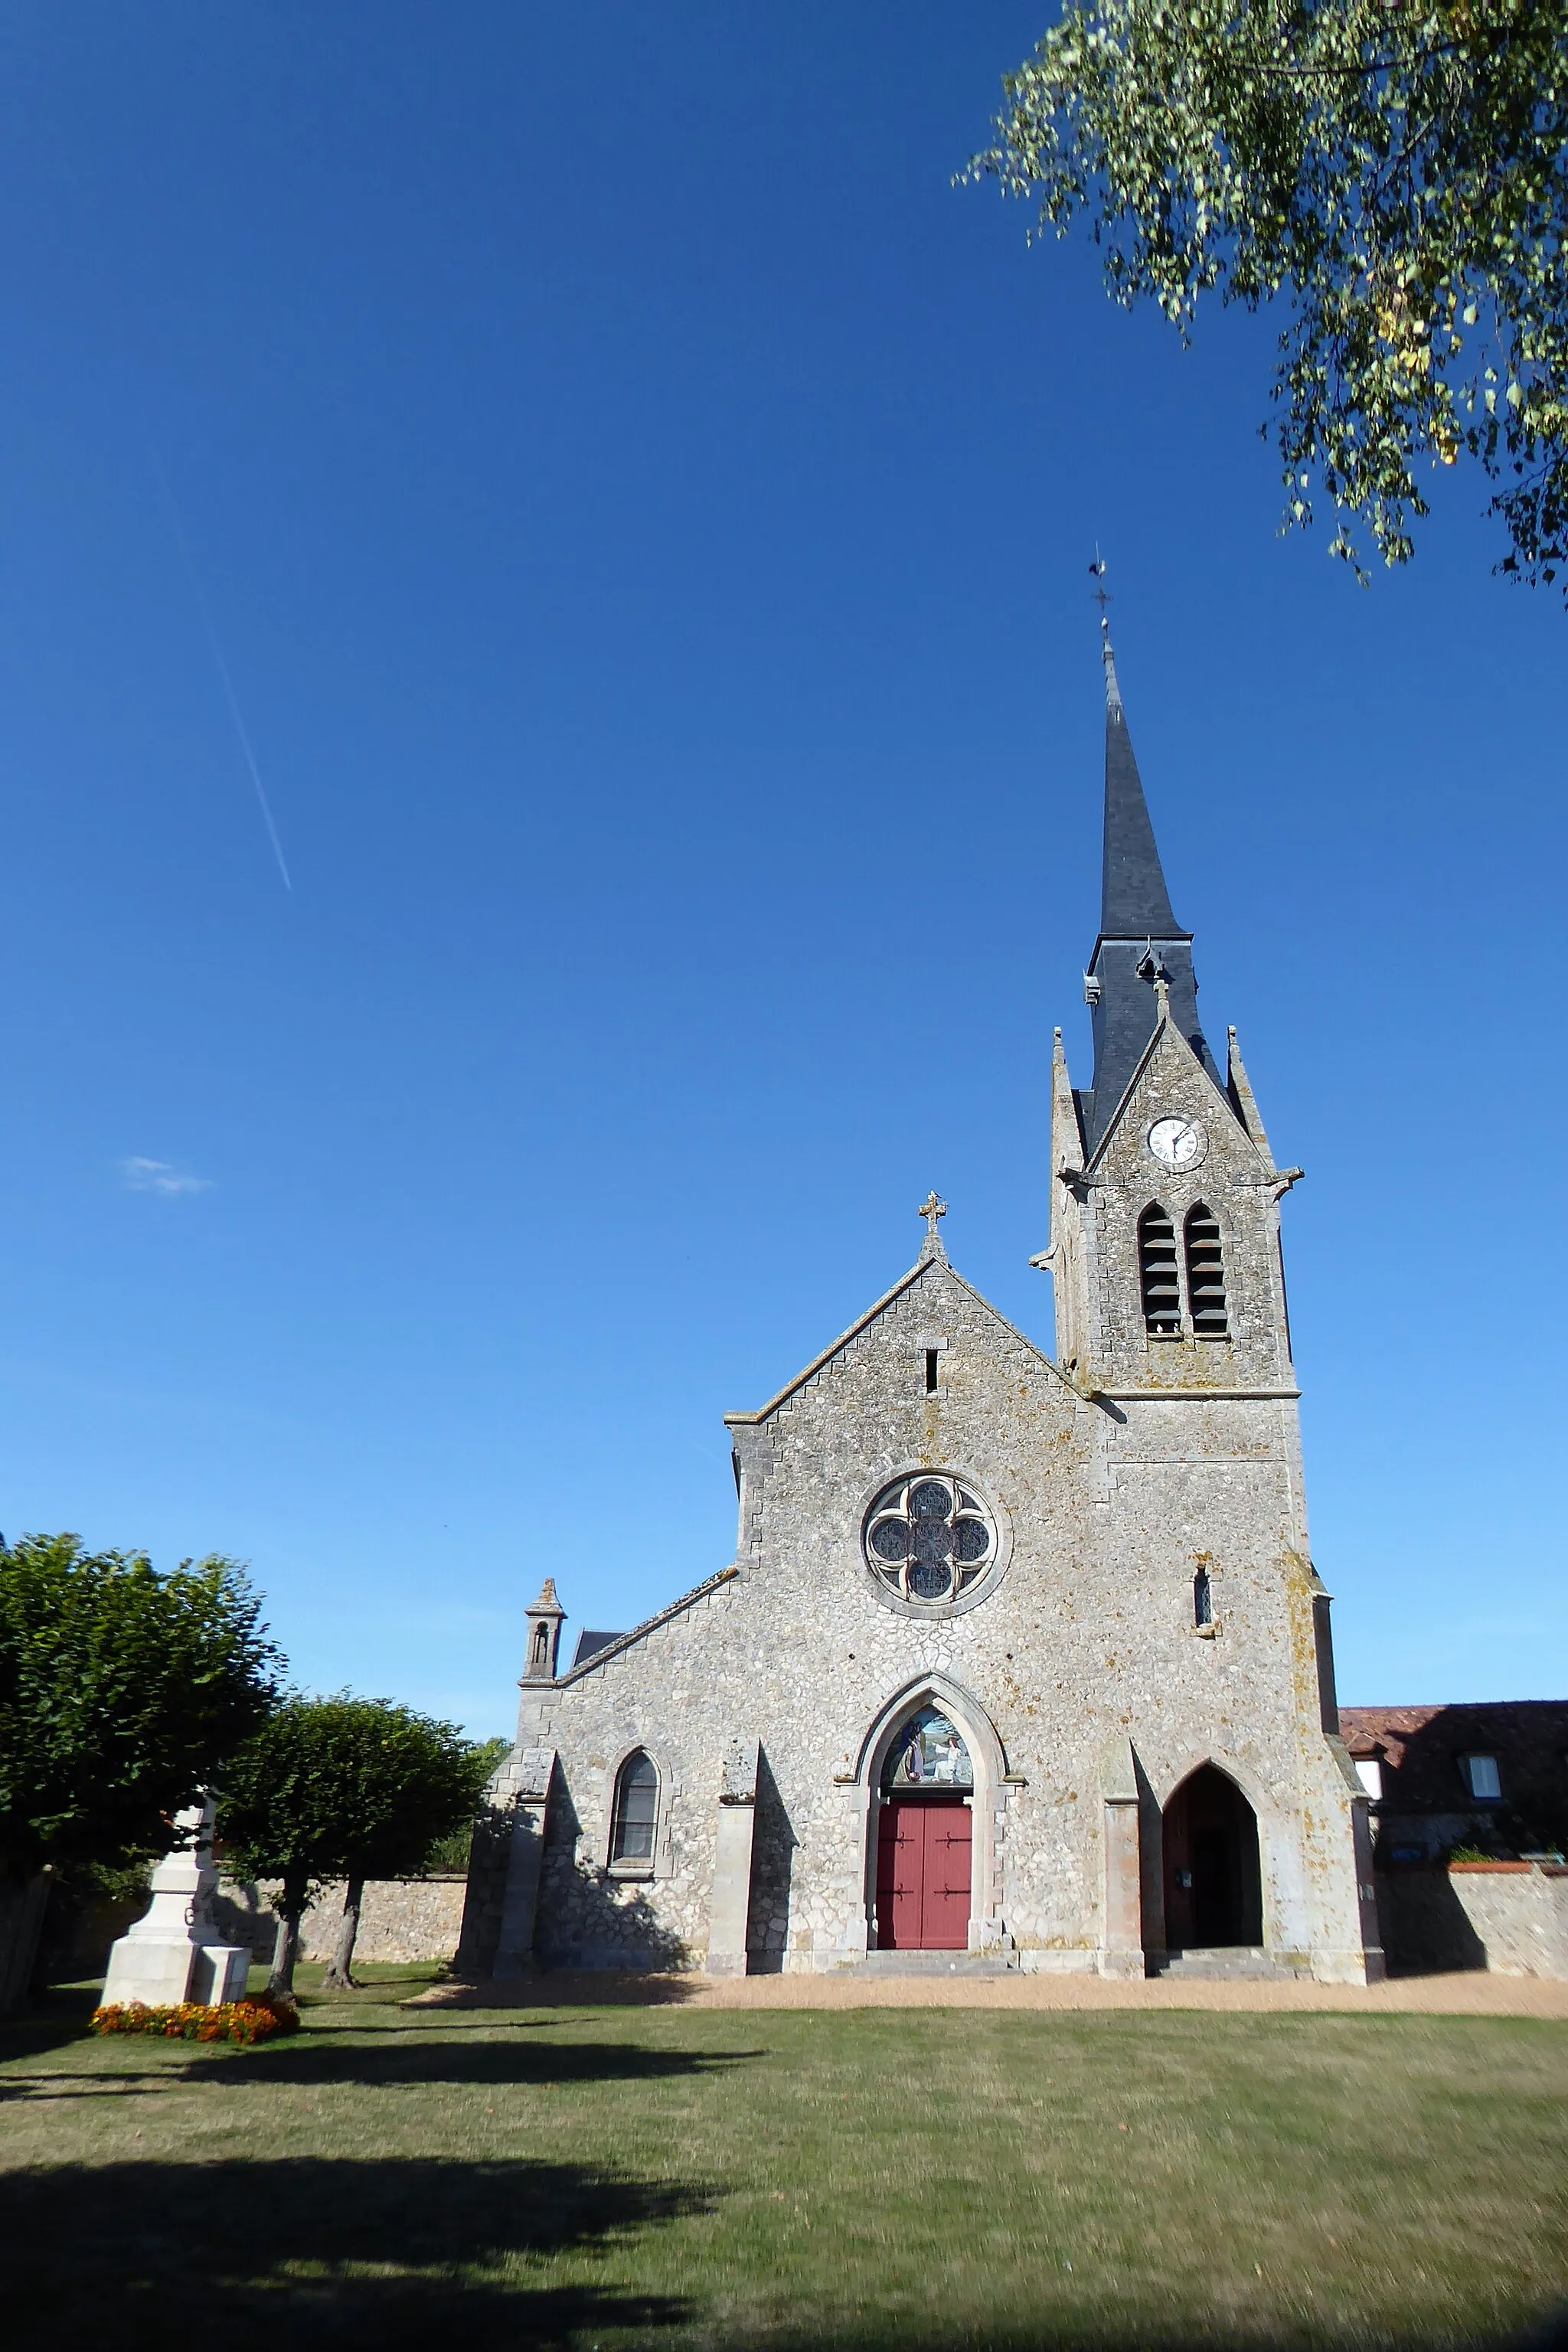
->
<box><xmin>456</xmin><ymin>624</ymin><xmax>1384</xmax><ymax>1984</ymax></box>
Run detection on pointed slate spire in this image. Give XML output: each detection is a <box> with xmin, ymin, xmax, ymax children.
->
<box><xmin>1079</xmin><ymin>596</ymin><xmax>1220</xmax><ymax>1152</ymax></box>
<box><xmin>1100</xmin><ymin>632</ymin><xmax>1184</xmax><ymax>942</ymax></box>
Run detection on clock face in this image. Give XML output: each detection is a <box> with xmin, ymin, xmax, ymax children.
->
<box><xmin>1148</xmin><ymin>1116</ymin><xmax>1203</xmax><ymax>1171</ymax></box>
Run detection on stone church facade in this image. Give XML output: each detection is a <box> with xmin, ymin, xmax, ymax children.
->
<box><xmin>457</xmin><ymin>629</ymin><xmax>1384</xmax><ymax>1984</ymax></box>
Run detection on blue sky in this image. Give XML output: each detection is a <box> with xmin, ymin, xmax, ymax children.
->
<box><xmin>0</xmin><ymin>3</ymin><xmax>1561</xmax><ymax>1734</ymax></box>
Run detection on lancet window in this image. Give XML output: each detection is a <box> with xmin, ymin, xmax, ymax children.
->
<box><xmin>609</xmin><ymin>1750</ymin><xmax>658</xmax><ymax>1864</ymax></box>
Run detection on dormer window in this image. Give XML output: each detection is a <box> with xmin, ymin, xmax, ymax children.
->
<box><xmin>1138</xmin><ymin>1204</ymin><xmax>1181</xmax><ymax>1334</ymax></box>
<box><xmin>1462</xmin><ymin>1754</ymin><xmax>1502</xmax><ymax>1801</ymax></box>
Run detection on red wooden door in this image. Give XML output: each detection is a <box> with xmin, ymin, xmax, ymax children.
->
<box><xmin>876</xmin><ymin>1798</ymin><xmax>972</xmax><ymax>1949</ymax></box>
<box><xmin>922</xmin><ymin>1805</ymin><xmax>972</xmax><ymax>1949</ymax></box>
<box><xmin>875</xmin><ymin>1798</ymin><xmax>924</xmax><ymax>1949</ymax></box>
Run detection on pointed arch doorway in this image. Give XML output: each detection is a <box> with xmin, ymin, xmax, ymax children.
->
<box><xmin>873</xmin><ymin>1707</ymin><xmax>973</xmax><ymax>1950</ymax></box>
<box><xmin>1163</xmin><ymin>1764</ymin><xmax>1263</xmax><ymax>1950</ymax></box>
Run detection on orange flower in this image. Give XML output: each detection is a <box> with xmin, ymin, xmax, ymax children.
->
<box><xmin>91</xmin><ymin>1991</ymin><xmax>299</xmax><ymax>2043</ymax></box>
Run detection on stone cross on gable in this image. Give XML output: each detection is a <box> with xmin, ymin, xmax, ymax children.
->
<box><xmin>917</xmin><ymin>1190</ymin><xmax>947</xmax><ymax>1242</ymax></box>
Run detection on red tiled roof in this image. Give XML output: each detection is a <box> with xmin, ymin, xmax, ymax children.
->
<box><xmin>1339</xmin><ymin>1705</ymin><xmax>1443</xmax><ymax>1769</ymax></box>
<box><xmin>1338</xmin><ymin>1701</ymin><xmax>1568</xmax><ymax>1818</ymax></box>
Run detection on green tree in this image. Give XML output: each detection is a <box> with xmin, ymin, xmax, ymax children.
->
<box><xmin>217</xmin><ymin>1696</ymin><xmax>492</xmax><ymax>1994</ymax></box>
<box><xmin>425</xmin><ymin>1735</ymin><xmax>511</xmax><ymax>1873</ymax></box>
<box><xmin>0</xmin><ymin>1534</ymin><xmax>280</xmax><ymax>2010</ymax></box>
<box><xmin>970</xmin><ymin>0</ymin><xmax>1568</xmax><ymax>586</ymax></box>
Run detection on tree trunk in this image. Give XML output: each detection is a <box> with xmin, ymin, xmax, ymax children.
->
<box><xmin>266</xmin><ymin>1870</ymin><xmax>309</xmax><ymax>1998</ymax></box>
<box><xmin>0</xmin><ymin>1872</ymin><xmax>51</xmax><ymax>2017</ymax></box>
<box><xmin>319</xmin><ymin>1875</ymin><xmax>364</xmax><ymax>1991</ymax></box>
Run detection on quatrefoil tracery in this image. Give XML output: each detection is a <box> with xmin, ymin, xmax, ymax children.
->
<box><xmin>863</xmin><ymin>1475</ymin><xmax>996</xmax><ymax>1606</ymax></box>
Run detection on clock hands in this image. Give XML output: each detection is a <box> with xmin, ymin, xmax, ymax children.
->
<box><xmin>1148</xmin><ymin>1116</ymin><xmax>1202</xmax><ymax>1170</ymax></box>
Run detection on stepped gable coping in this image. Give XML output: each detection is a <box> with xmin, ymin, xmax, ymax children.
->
<box><xmin>552</xmin><ymin>1564</ymin><xmax>740</xmax><ymax>1687</ymax></box>
<box><xmin>724</xmin><ymin>1253</ymin><xmax>1071</xmax><ymax>1430</ymax></box>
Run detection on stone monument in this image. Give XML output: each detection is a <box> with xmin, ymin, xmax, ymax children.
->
<box><xmin>100</xmin><ymin>1798</ymin><xmax>250</xmax><ymax>2007</ymax></box>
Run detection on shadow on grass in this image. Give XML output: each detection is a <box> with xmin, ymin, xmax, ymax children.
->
<box><xmin>2</xmin><ymin>2154</ymin><xmax>703</xmax><ymax>2349</ymax></box>
<box><xmin>4</xmin><ymin>2153</ymin><xmax>1566</xmax><ymax>2352</ymax></box>
<box><xmin>177</xmin><ymin>2030</ymin><xmax>763</xmax><ymax>2092</ymax></box>
<box><xmin>0</xmin><ymin>2017</ymin><xmax>97</xmax><ymax>2068</ymax></box>
<box><xmin>1</xmin><ymin>2027</ymin><xmax>761</xmax><ymax>2104</ymax></box>
<box><xmin>303</xmin><ymin>1969</ymin><xmax>445</xmax><ymax>1997</ymax></box>
<box><xmin>0</xmin><ymin>1981</ymin><xmax>103</xmax><ymax>2066</ymax></box>
<box><xmin>430</xmin><ymin>1969</ymin><xmax>703</xmax><ymax>2008</ymax></box>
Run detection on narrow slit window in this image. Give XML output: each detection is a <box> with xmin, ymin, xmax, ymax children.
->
<box><xmin>1184</xmin><ymin>1204</ymin><xmax>1229</xmax><ymax>1337</ymax></box>
<box><xmin>924</xmin><ymin>1348</ymin><xmax>939</xmax><ymax>1394</ymax></box>
<box><xmin>1138</xmin><ymin>1204</ymin><xmax>1181</xmax><ymax>1334</ymax></box>
<box><xmin>610</xmin><ymin>1749</ymin><xmax>659</xmax><ymax>1863</ymax></box>
<box><xmin>1194</xmin><ymin>1566</ymin><xmax>1213</xmax><ymax>1627</ymax></box>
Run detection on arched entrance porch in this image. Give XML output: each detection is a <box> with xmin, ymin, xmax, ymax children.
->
<box><xmin>1162</xmin><ymin>1763</ymin><xmax>1263</xmax><ymax>1950</ymax></box>
<box><xmin>872</xmin><ymin>1706</ymin><xmax>975</xmax><ymax>1951</ymax></box>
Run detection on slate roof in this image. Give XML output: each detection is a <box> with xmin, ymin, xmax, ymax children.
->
<box><xmin>571</xmin><ymin>1628</ymin><xmax>625</xmax><ymax>1669</ymax></box>
<box><xmin>1080</xmin><ymin>641</ymin><xmax>1222</xmax><ymax>1152</ymax></box>
<box><xmin>1099</xmin><ymin>645</ymin><xmax>1185</xmax><ymax>943</ymax></box>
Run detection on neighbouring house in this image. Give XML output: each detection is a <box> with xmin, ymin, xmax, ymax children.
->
<box><xmin>1339</xmin><ymin>1704</ymin><xmax>1568</xmax><ymax>1865</ymax></box>
<box><xmin>1338</xmin><ymin>1704</ymin><xmax>1568</xmax><ymax>1977</ymax></box>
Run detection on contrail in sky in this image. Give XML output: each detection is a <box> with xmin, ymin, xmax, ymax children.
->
<box><xmin>152</xmin><ymin>459</ymin><xmax>292</xmax><ymax>892</ymax></box>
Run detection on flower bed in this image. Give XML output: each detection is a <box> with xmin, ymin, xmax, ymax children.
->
<box><xmin>90</xmin><ymin>1991</ymin><xmax>299</xmax><ymax>2044</ymax></box>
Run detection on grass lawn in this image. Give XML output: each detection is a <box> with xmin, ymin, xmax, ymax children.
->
<box><xmin>2</xmin><ymin>1964</ymin><xmax>1566</xmax><ymax>2350</ymax></box>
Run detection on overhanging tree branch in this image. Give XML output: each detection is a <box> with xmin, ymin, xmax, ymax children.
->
<box><xmin>968</xmin><ymin>0</ymin><xmax>1568</xmax><ymax>590</ymax></box>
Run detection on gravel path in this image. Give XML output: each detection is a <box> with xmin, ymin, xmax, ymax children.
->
<box><xmin>417</xmin><ymin>1968</ymin><xmax>1568</xmax><ymax>2017</ymax></box>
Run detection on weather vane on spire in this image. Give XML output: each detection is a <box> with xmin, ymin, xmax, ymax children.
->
<box><xmin>1090</xmin><ymin>550</ymin><xmax>1122</xmax><ymax>714</ymax></box>
<box><xmin>1089</xmin><ymin>550</ymin><xmax>1111</xmax><ymax>627</ymax></box>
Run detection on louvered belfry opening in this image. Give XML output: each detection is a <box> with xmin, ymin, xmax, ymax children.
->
<box><xmin>1138</xmin><ymin>1204</ymin><xmax>1181</xmax><ymax>1334</ymax></box>
<box><xmin>1184</xmin><ymin>1204</ymin><xmax>1229</xmax><ymax>1337</ymax></box>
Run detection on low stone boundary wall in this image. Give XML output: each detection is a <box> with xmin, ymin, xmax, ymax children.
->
<box><xmin>1376</xmin><ymin>1861</ymin><xmax>1568</xmax><ymax>1978</ymax></box>
<box><xmin>42</xmin><ymin>1888</ymin><xmax>152</xmax><ymax>1980</ymax></box>
<box><xmin>211</xmin><ymin>1877</ymin><xmax>468</xmax><ymax>1966</ymax></box>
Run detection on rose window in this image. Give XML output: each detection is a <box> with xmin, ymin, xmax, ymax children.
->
<box><xmin>863</xmin><ymin>1475</ymin><xmax>996</xmax><ymax>1606</ymax></box>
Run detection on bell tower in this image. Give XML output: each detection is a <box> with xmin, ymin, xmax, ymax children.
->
<box><xmin>1047</xmin><ymin>617</ymin><xmax>1301</xmax><ymax>1396</ymax></box>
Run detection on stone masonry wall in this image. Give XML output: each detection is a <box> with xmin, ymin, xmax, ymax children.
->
<box><xmin>507</xmin><ymin>1234</ymin><xmax>1371</xmax><ymax>1978</ymax></box>
<box><xmin>214</xmin><ymin>1877</ymin><xmax>467</xmax><ymax>1965</ymax></box>
<box><xmin>1054</xmin><ymin>1009</ymin><xmax>1373</xmax><ymax>1972</ymax></box>
<box><xmin>1376</xmin><ymin>1864</ymin><xmax>1568</xmax><ymax>1978</ymax></box>
<box><xmin>1069</xmin><ymin>1020</ymin><xmax>1295</xmax><ymax>1399</ymax></box>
